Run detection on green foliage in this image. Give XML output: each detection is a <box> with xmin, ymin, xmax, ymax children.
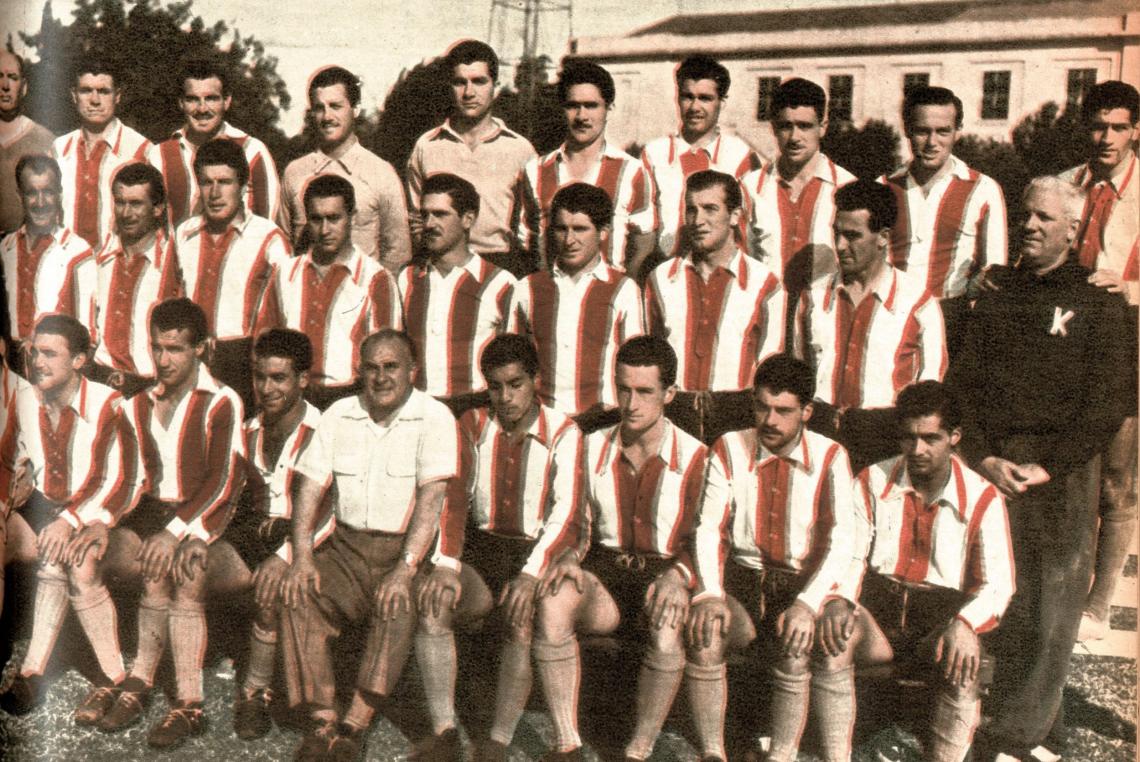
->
<box><xmin>821</xmin><ymin>119</ymin><xmax>902</xmax><ymax>179</ymax></box>
<box><xmin>371</xmin><ymin>56</ymin><xmax>453</xmax><ymax>175</ymax></box>
<box><xmin>1010</xmin><ymin>101</ymin><xmax>1086</xmax><ymax>179</ymax></box>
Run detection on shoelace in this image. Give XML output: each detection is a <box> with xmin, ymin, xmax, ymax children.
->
<box><xmin>84</xmin><ymin>686</ymin><xmax>117</xmax><ymax>705</ymax></box>
<box><xmin>159</xmin><ymin>706</ymin><xmax>203</xmax><ymax>729</ymax></box>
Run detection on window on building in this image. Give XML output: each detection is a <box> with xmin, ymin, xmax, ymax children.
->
<box><xmin>1066</xmin><ymin>68</ymin><xmax>1097</xmax><ymax>110</ymax></box>
<box><xmin>828</xmin><ymin>75</ymin><xmax>854</xmax><ymax>122</ymax></box>
<box><xmin>981</xmin><ymin>70</ymin><xmax>1011</xmax><ymax>119</ymax></box>
<box><xmin>903</xmin><ymin>72</ymin><xmax>930</xmax><ymax>97</ymax></box>
<box><xmin>756</xmin><ymin>76</ymin><xmax>781</xmax><ymax>121</ymax></box>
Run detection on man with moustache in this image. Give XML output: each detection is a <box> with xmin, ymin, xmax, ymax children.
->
<box><xmin>0</xmin><ymin>51</ymin><xmax>54</xmax><ymax>234</ymax></box>
<box><xmin>408</xmin><ymin>41</ymin><xmax>536</xmax><ymax>278</ymax></box>
<box><xmin>281</xmin><ymin>66</ymin><xmax>411</xmax><ymax>273</ymax></box>
<box><xmin>148</xmin><ymin>58</ymin><xmax>280</xmax><ymax>227</ymax></box>
<box><xmin>53</xmin><ymin>58</ymin><xmax>151</xmax><ymax>249</ymax></box>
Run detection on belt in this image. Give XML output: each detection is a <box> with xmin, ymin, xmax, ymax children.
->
<box><xmin>593</xmin><ymin>546</ymin><xmax>673</xmax><ymax>574</ymax></box>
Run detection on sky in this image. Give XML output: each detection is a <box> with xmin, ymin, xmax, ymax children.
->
<box><xmin>5</xmin><ymin>0</ymin><xmax>945</xmax><ymax>134</ymax></box>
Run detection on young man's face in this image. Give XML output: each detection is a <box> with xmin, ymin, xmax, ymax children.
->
<box><xmin>180</xmin><ymin>76</ymin><xmax>230</xmax><ymax>140</ymax></box>
<box><xmin>898</xmin><ymin>413</ymin><xmax>959</xmax><ymax>481</ymax></box>
<box><xmin>906</xmin><ymin>103</ymin><xmax>959</xmax><ymax>176</ymax></box>
<box><xmin>616</xmin><ymin>362</ymin><xmax>675</xmax><ymax>438</ymax></box>
<box><xmin>486</xmin><ymin>361</ymin><xmax>538</xmax><ymax>430</ymax></box>
<box><xmin>305</xmin><ymin>194</ymin><xmax>352</xmax><ymax>259</ymax></box>
<box><xmin>113</xmin><ymin>181</ymin><xmax>164</xmax><ymax>245</ymax></box>
<box><xmin>774</xmin><ymin>105</ymin><xmax>826</xmax><ymax>169</ymax></box>
<box><xmin>685</xmin><ymin>183</ymin><xmax>740</xmax><ymax>256</ymax></box>
<box><xmin>420</xmin><ymin>192</ymin><xmax>473</xmax><ymax>256</ymax></box>
<box><xmin>551</xmin><ymin>207</ymin><xmax>606</xmax><ymax>275</ymax></box>
<box><xmin>563</xmin><ymin>83</ymin><xmax>608</xmax><ymax>149</ymax></box>
<box><xmin>151</xmin><ymin>327</ymin><xmax>204</xmax><ymax>391</ymax></box>
<box><xmin>834</xmin><ymin>208</ymin><xmax>888</xmax><ymax>282</ymax></box>
<box><xmin>678</xmin><ymin>78</ymin><xmax>722</xmax><ymax>139</ymax></box>
<box><xmin>30</xmin><ymin>332</ymin><xmax>84</xmax><ymax>395</ymax></box>
<box><xmin>358</xmin><ymin>337</ymin><xmax>415</xmax><ymax>419</ymax></box>
<box><xmin>451</xmin><ymin>61</ymin><xmax>495</xmax><ymax>123</ymax></box>
<box><xmin>1087</xmin><ymin>107</ymin><xmax>1139</xmax><ymax>173</ymax></box>
<box><xmin>753</xmin><ymin>386</ymin><xmax>811</xmax><ymax>454</ymax></box>
<box><xmin>198</xmin><ymin>163</ymin><xmax>244</xmax><ymax>226</ymax></box>
<box><xmin>20</xmin><ymin>169</ymin><xmax>62</xmax><ymax>234</ymax></box>
<box><xmin>310</xmin><ymin>82</ymin><xmax>355</xmax><ymax>149</ymax></box>
<box><xmin>0</xmin><ymin>52</ymin><xmax>26</xmax><ymax>119</ymax></box>
<box><xmin>253</xmin><ymin>354</ymin><xmax>308</xmax><ymax>422</ymax></box>
<box><xmin>1018</xmin><ymin>187</ymin><xmax>1077</xmax><ymax>273</ymax></box>
<box><xmin>72</xmin><ymin>73</ymin><xmax>119</xmax><ymax>131</ymax></box>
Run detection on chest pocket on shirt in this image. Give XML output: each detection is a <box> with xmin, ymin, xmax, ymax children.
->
<box><xmin>332</xmin><ymin>451</ymin><xmax>367</xmax><ymax>512</ymax></box>
<box><xmin>374</xmin><ymin>444</ymin><xmax>418</xmax><ymax>518</ymax></box>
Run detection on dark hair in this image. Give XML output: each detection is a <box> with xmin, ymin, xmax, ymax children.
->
<box><xmin>421</xmin><ymin>172</ymin><xmax>480</xmax><ymax>218</ymax></box>
<box><xmin>303</xmin><ymin>174</ymin><xmax>356</xmax><ymax>217</ymax></box>
<box><xmin>895</xmin><ymin>381</ymin><xmax>962</xmax><ymax>433</ymax></box>
<box><xmin>550</xmin><ymin>182</ymin><xmax>613</xmax><ymax>230</ymax></box>
<box><xmin>480</xmin><ymin>333</ymin><xmax>539</xmax><ymax>379</ymax></box>
<box><xmin>773</xmin><ymin>77</ymin><xmax>826</xmax><ymax>122</ymax></box>
<box><xmin>445</xmin><ymin>40</ymin><xmax>499</xmax><ymax>83</ymax></box>
<box><xmin>676</xmin><ymin>55</ymin><xmax>730</xmax><ymax>98</ymax></box>
<box><xmin>112</xmin><ymin>162</ymin><xmax>166</xmax><ymax>206</ymax></box>
<box><xmin>685</xmin><ymin>169</ymin><xmax>743</xmax><ymax>212</ymax></box>
<box><xmin>616</xmin><ymin>335</ymin><xmax>677</xmax><ymax>389</ymax></box>
<box><xmin>902</xmin><ymin>85</ymin><xmax>963</xmax><ymax>131</ymax></box>
<box><xmin>73</xmin><ymin>57</ymin><xmax>118</xmax><ymax>88</ymax></box>
<box><xmin>15</xmin><ymin>154</ymin><xmax>62</xmax><ymax>193</ymax></box>
<box><xmin>34</xmin><ymin>314</ymin><xmax>91</xmax><ymax>357</ymax></box>
<box><xmin>181</xmin><ymin>58</ymin><xmax>230</xmax><ymax>95</ymax></box>
<box><xmin>309</xmin><ymin>65</ymin><xmax>361</xmax><ymax>107</ymax></box>
<box><xmin>557</xmin><ymin>59</ymin><xmax>615</xmax><ymax>106</ymax></box>
<box><xmin>1082</xmin><ymin>80</ymin><xmax>1140</xmax><ymax>124</ymax></box>
<box><xmin>360</xmin><ymin>328</ymin><xmax>416</xmax><ymax>364</ymax></box>
<box><xmin>835</xmin><ymin>179</ymin><xmax>898</xmax><ymax>232</ymax></box>
<box><xmin>150</xmin><ymin>297</ymin><xmax>209</xmax><ymax>345</ymax></box>
<box><xmin>254</xmin><ymin>328</ymin><xmax>313</xmax><ymax>374</ymax></box>
<box><xmin>752</xmin><ymin>354</ymin><xmax>815</xmax><ymax>406</ymax></box>
<box><xmin>193</xmin><ymin>138</ymin><xmax>249</xmax><ymax>188</ymax></box>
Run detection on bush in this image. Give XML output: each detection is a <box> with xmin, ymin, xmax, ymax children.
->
<box><xmin>821</xmin><ymin>119</ymin><xmax>901</xmax><ymax>179</ymax></box>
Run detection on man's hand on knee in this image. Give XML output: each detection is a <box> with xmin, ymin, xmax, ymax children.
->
<box><xmin>499</xmin><ymin>572</ymin><xmax>539</xmax><ymax>630</ymax></box>
<box><xmin>934</xmin><ymin>617</ymin><xmax>980</xmax><ymax>687</ymax></box>
<box><xmin>253</xmin><ymin>555</ymin><xmax>288</xmax><ymax>610</ymax></box>
<box><xmin>376</xmin><ymin>561</ymin><xmax>415</xmax><ymax>620</ymax></box>
<box><xmin>37</xmin><ymin>516</ymin><xmax>73</xmax><ymax>567</ymax></box>
<box><xmin>282</xmin><ymin>554</ymin><xmax>321</xmax><ymax>609</ymax></box>
<box><xmin>645</xmin><ymin>566</ymin><xmax>689</xmax><ymax>630</ymax></box>
<box><xmin>138</xmin><ymin>529</ymin><xmax>180</xmax><ymax>583</ymax></box>
<box><xmin>817</xmin><ymin>598</ymin><xmax>858</xmax><ymax>658</ymax></box>
<box><xmin>776</xmin><ymin>600</ymin><xmax>816</xmax><ymax>659</ymax></box>
<box><xmin>65</xmin><ymin>521</ymin><xmax>109</xmax><ymax>567</ymax></box>
<box><xmin>536</xmin><ymin>551</ymin><xmax>584</xmax><ymax>599</ymax></box>
<box><xmin>417</xmin><ymin>565</ymin><xmax>462</xmax><ymax>619</ymax></box>
<box><xmin>685</xmin><ymin>596</ymin><xmax>729</xmax><ymax>652</ymax></box>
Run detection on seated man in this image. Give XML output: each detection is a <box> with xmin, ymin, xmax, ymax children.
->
<box><xmin>0</xmin><ymin>315</ymin><xmax>135</xmax><ymax>722</ymax></box>
<box><xmin>687</xmin><ymin>354</ymin><xmax>859</xmax><ymax>762</ymax></box>
<box><xmin>533</xmin><ymin>335</ymin><xmax>707</xmax><ymax>761</ymax></box>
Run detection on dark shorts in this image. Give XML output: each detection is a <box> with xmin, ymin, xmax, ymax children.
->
<box><xmin>116</xmin><ymin>495</ymin><xmax>181</xmax><ymax>540</ymax></box>
<box><xmin>17</xmin><ymin>491</ymin><xmax>64</xmax><ymax>534</ymax></box>
<box><xmin>723</xmin><ymin>561</ymin><xmax>805</xmax><ymax>651</ymax></box>
<box><xmin>582</xmin><ymin>547</ymin><xmax>677</xmax><ymax>638</ymax></box>
<box><xmin>311</xmin><ymin>523</ymin><xmax>403</xmax><ymax>626</ymax></box>
<box><xmin>220</xmin><ymin>505</ymin><xmax>289</xmax><ymax>571</ymax></box>
<box><xmin>461</xmin><ymin>530</ymin><xmax>536</xmax><ymax>599</ymax></box>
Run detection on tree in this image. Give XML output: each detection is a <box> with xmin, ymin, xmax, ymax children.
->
<box><xmin>821</xmin><ymin>119</ymin><xmax>901</xmax><ymax>179</ymax></box>
<box><xmin>16</xmin><ymin>0</ymin><xmax>291</xmax><ymax>162</ymax></box>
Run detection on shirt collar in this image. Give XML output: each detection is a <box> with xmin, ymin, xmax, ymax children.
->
<box><xmin>881</xmin><ymin>454</ymin><xmax>970</xmax><ymax>520</ymax></box>
<box><xmin>173</xmin><ymin>120</ymin><xmax>243</xmax><ymax>144</ymax></box>
<box><xmin>149</xmin><ymin>365</ymin><xmax>223</xmax><ymax>402</ymax></box>
<box><xmin>423</xmin><ymin>250</ymin><xmax>486</xmax><ymax>280</ymax></box>
<box><xmin>79</xmin><ymin>119</ymin><xmax>125</xmax><ymax>154</ymax></box>
<box><xmin>434</xmin><ymin>116</ymin><xmax>512</xmax><ymax>144</ymax></box>
<box><xmin>312</xmin><ymin>135</ymin><xmax>364</xmax><ymax>174</ymax></box>
<box><xmin>36</xmin><ymin>375</ymin><xmax>97</xmax><ymax>422</ymax></box>
<box><xmin>341</xmin><ymin>388</ymin><xmax>428</xmax><ymax>425</ymax></box>
<box><xmin>250</xmin><ymin>399</ymin><xmax>320</xmax><ymax>433</ymax></box>
<box><xmin>18</xmin><ymin>225</ymin><xmax>67</xmax><ymax>249</ymax></box>
<box><xmin>492</xmin><ymin>403</ymin><xmax>554</xmax><ymax>448</ymax></box>
<box><xmin>752</xmin><ymin>429</ymin><xmax>812</xmax><ymax>473</ymax></box>
<box><xmin>101</xmin><ymin>228</ymin><xmax>168</xmax><ymax>266</ymax></box>
<box><xmin>552</xmin><ymin>256</ymin><xmax>618</xmax><ymax>283</ymax></box>
<box><xmin>900</xmin><ymin>153</ymin><xmax>970</xmax><ymax>186</ymax></box>
<box><xmin>824</xmin><ymin>262</ymin><xmax>899</xmax><ymax>313</ymax></box>
<box><xmin>0</xmin><ymin>116</ymin><xmax>34</xmax><ymax>148</ymax></box>
<box><xmin>669</xmin><ymin>248</ymin><xmax>750</xmax><ymax>288</ymax></box>
<box><xmin>304</xmin><ymin>245</ymin><xmax>366</xmax><ymax>281</ymax></box>
<box><xmin>1082</xmin><ymin>152</ymin><xmax>1138</xmax><ymax>199</ymax></box>
<box><xmin>671</xmin><ymin>128</ymin><xmax>722</xmax><ymax>160</ymax></box>
<box><xmin>596</xmin><ymin>419</ymin><xmax>683</xmax><ymax>476</ymax></box>
<box><xmin>554</xmin><ymin>139</ymin><xmax>622</xmax><ymax>164</ymax></box>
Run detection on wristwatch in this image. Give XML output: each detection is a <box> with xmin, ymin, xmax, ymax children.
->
<box><xmin>401</xmin><ymin>551</ymin><xmax>419</xmax><ymax>571</ymax></box>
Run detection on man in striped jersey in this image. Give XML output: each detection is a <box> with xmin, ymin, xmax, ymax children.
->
<box><xmin>519</xmin><ymin>60</ymin><xmax>656</xmax><ymax>276</ymax></box>
<box><xmin>641</xmin><ymin>55</ymin><xmax>762</xmax><ymax>265</ymax></box>
<box><xmin>794</xmin><ymin>179</ymin><xmax>947</xmax><ymax>471</ymax></box>
<box><xmin>98</xmin><ymin>298</ymin><xmax>245</xmax><ymax>748</ymax></box>
<box><xmin>687</xmin><ymin>354</ymin><xmax>859</xmax><ymax>762</ymax></box>
<box><xmin>400</xmin><ymin>172</ymin><xmax>514</xmax><ymax>416</ymax></box>
<box><xmin>645</xmin><ymin>170</ymin><xmax>786</xmax><ymax>444</ymax></box>
<box><xmin>509</xmin><ymin>182</ymin><xmax>644</xmax><ymax>432</ymax></box>
<box><xmin>258</xmin><ymin>174</ymin><xmax>402</xmax><ymax>410</ymax></box>
<box><xmin>533</xmin><ymin>336</ymin><xmax>706</xmax><ymax>762</ymax></box>
<box><xmin>415</xmin><ymin>334</ymin><xmax>584</xmax><ymax>761</ymax></box>
<box><xmin>147</xmin><ymin>58</ymin><xmax>280</xmax><ymax>228</ymax></box>
<box><xmin>52</xmin><ymin>58</ymin><xmax>151</xmax><ymax>250</ymax></box>
<box><xmin>0</xmin><ymin>315</ymin><xmax>136</xmax><ymax>722</ymax></box>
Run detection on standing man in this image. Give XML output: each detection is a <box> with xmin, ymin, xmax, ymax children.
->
<box><xmin>509</xmin><ymin>182</ymin><xmax>644</xmax><ymax>430</ymax></box>
<box><xmin>399</xmin><ymin>173</ymin><xmax>514</xmax><ymax>415</ymax></box>
<box><xmin>520</xmin><ymin>59</ymin><xmax>656</xmax><ymax>276</ymax></box>
<box><xmin>883</xmin><ymin>86</ymin><xmax>1007</xmax><ymax>300</ymax></box>
<box><xmin>53</xmin><ymin>58</ymin><xmax>151</xmax><ymax>249</ymax></box>
<box><xmin>949</xmin><ymin>177</ymin><xmax>1128</xmax><ymax>760</ymax></box>
<box><xmin>794</xmin><ymin>179</ymin><xmax>946</xmax><ymax>471</ymax></box>
<box><xmin>743</xmin><ymin>78</ymin><xmax>855</xmax><ymax>302</ymax></box>
<box><xmin>278</xmin><ymin>329</ymin><xmax>460</xmax><ymax>761</ymax></box>
<box><xmin>281</xmin><ymin>66</ymin><xmax>411</xmax><ymax>273</ymax></box>
<box><xmin>644</xmin><ymin>170</ymin><xmax>786</xmax><ymax>443</ymax></box>
<box><xmin>407</xmin><ymin>41</ymin><xmax>536</xmax><ymax>279</ymax></box>
<box><xmin>148</xmin><ymin>58</ymin><xmax>280</xmax><ymax>228</ymax></box>
<box><xmin>174</xmin><ymin>138</ymin><xmax>289</xmax><ymax>408</ymax></box>
<box><xmin>259</xmin><ymin>174</ymin><xmax>402</xmax><ymax>409</ymax></box>
<box><xmin>89</xmin><ymin>162</ymin><xmax>183</xmax><ymax>398</ymax></box>
<box><xmin>641</xmin><ymin>55</ymin><xmax>761</xmax><ymax>262</ymax></box>
<box><xmin>0</xmin><ymin>51</ymin><xmax>55</xmax><ymax>234</ymax></box>
<box><xmin>532</xmin><ymin>336</ymin><xmax>707</xmax><ymax>762</ymax></box>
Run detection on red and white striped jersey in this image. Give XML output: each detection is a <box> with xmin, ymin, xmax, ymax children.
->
<box><xmin>257</xmin><ymin>247</ymin><xmax>403</xmax><ymax>386</ymax></box>
<box><xmin>508</xmin><ymin>259</ymin><xmax>645</xmax><ymax>414</ymax></box>
<box><xmin>850</xmin><ymin>454</ymin><xmax>1015</xmax><ymax>633</ymax></box>
<box><xmin>695</xmin><ymin>427</ymin><xmax>859</xmax><ymax>612</ymax></box>
<box><xmin>794</xmin><ymin>264</ymin><xmax>947</xmax><ymax>409</ymax></box>
<box><xmin>146</xmin><ymin>122</ymin><xmax>281</xmax><ymax>228</ymax></box>
<box><xmin>644</xmin><ymin>250</ymin><xmax>786</xmax><ymax>392</ymax></box>
<box><xmin>882</xmin><ymin>155</ymin><xmax>1008</xmax><ymax>299</ymax></box>
<box><xmin>53</xmin><ymin>120</ymin><xmax>152</xmax><ymax>248</ymax></box>
<box><xmin>14</xmin><ymin>377</ymin><xmax>137</xmax><ymax>528</ymax></box>
<box><xmin>743</xmin><ymin>154</ymin><xmax>856</xmax><ymax>286</ymax></box>
<box><xmin>122</xmin><ymin>369</ymin><xmax>245</xmax><ymax>543</ymax></box>
<box><xmin>641</xmin><ymin>131</ymin><xmax>761</xmax><ymax>257</ymax></box>
<box><xmin>1</xmin><ymin>226</ymin><xmax>96</xmax><ymax>341</ymax></box>
<box><xmin>242</xmin><ymin>401</ymin><xmax>334</xmax><ymax>562</ymax></box>
<box><xmin>398</xmin><ymin>254</ymin><xmax>515</xmax><ymax>397</ymax></box>
<box><xmin>174</xmin><ymin>213</ymin><xmax>289</xmax><ymax>341</ymax></box>
<box><xmin>519</xmin><ymin>141</ymin><xmax>655</xmax><ymax>271</ymax></box>
<box><xmin>1061</xmin><ymin>154</ymin><xmax>1140</xmax><ymax>305</ymax></box>
<box><xmin>92</xmin><ymin>229</ymin><xmax>184</xmax><ymax>377</ymax></box>
<box><xmin>437</xmin><ymin>405</ymin><xmax>585</xmax><ymax>578</ymax></box>
<box><xmin>583</xmin><ymin>421</ymin><xmax>708</xmax><ymax>581</ymax></box>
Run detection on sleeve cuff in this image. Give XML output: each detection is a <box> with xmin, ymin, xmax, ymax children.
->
<box><xmin>276</xmin><ymin>540</ymin><xmax>293</xmax><ymax>563</ymax></box>
<box><xmin>61</xmin><ymin>510</ymin><xmax>81</xmax><ymax>529</ymax></box>
<box><xmin>691</xmin><ymin>590</ymin><xmax>724</xmax><ymax>605</ymax></box>
<box><xmin>182</xmin><ymin>518</ymin><xmax>211</xmax><ymax>544</ymax></box>
<box><xmin>432</xmin><ymin>555</ymin><xmax>462</xmax><ymax>573</ymax></box>
<box><xmin>164</xmin><ymin>516</ymin><xmax>188</xmax><ymax>541</ymax></box>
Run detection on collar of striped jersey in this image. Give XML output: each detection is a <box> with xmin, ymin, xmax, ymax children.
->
<box><xmin>895</xmin><ymin>152</ymin><xmax>972</xmax><ymax>187</ymax></box>
<box><xmin>751</xmin><ymin>427</ymin><xmax>812</xmax><ymax>473</ymax></box>
<box><xmin>148</xmin><ymin>364</ymin><xmax>225</xmax><ymax>403</ymax></box>
<box><xmin>552</xmin><ymin>255</ymin><xmax>621</xmax><ymax>283</ymax></box>
<box><xmin>489</xmin><ymin>402</ymin><xmax>555</xmax><ymax>448</ymax></box>
<box><xmin>670</xmin><ymin>248</ymin><xmax>750</xmax><ymax>288</ymax></box>
<box><xmin>302</xmin><ymin>244</ymin><xmax>365</xmax><ymax>280</ymax></box>
<box><xmin>77</xmin><ymin>118</ymin><xmax>125</xmax><ymax>154</ymax></box>
<box><xmin>1075</xmin><ymin>152</ymin><xmax>1137</xmax><ymax>199</ymax></box>
<box><xmin>669</xmin><ymin>128</ymin><xmax>722</xmax><ymax>160</ymax></box>
<box><xmin>595</xmin><ymin>418</ymin><xmax>683</xmax><ymax>475</ymax></box>
<box><xmin>171</xmin><ymin>120</ymin><xmax>245</xmax><ymax>145</ymax></box>
<box><xmin>16</xmin><ymin>224</ymin><xmax>69</xmax><ymax>250</ymax></box>
<box><xmin>310</xmin><ymin>135</ymin><xmax>366</xmax><ymax>174</ymax></box>
<box><xmin>180</xmin><ymin>209</ymin><xmax>254</xmax><ymax>240</ymax></box>
<box><xmin>247</xmin><ymin>398</ymin><xmax>320</xmax><ymax>434</ymax></box>
<box><xmin>824</xmin><ymin>262</ymin><xmax>899</xmax><ymax>313</ymax></box>
<box><xmin>31</xmin><ymin>374</ymin><xmax>101</xmax><ymax>423</ymax></box>
<box><xmin>419</xmin><ymin>249</ymin><xmax>488</xmax><ymax>281</ymax></box>
<box><xmin>339</xmin><ymin>386</ymin><xmax>429</xmax><ymax>424</ymax></box>
<box><xmin>881</xmin><ymin>453</ymin><xmax>970</xmax><ymax>520</ymax></box>
<box><xmin>552</xmin><ymin>139</ymin><xmax>628</xmax><ymax>164</ymax></box>
<box><xmin>97</xmin><ymin>227</ymin><xmax>169</xmax><ymax>266</ymax></box>
<box><xmin>433</xmin><ymin>116</ymin><xmax>515</xmax><ymax>144</ymax></box>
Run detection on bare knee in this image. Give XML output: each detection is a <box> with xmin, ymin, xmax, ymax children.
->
<box><xmin>535</xmin><ymin>588</ymin><xmax>581</xmax><ymax>642</ymax></box>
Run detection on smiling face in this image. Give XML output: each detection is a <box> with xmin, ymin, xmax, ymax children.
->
<box><xmin>551</xmin><ymin>207</ymin><xmax>606</xmax><ymax>276</ymax></box>
<box><xmin>150</xmin><ymin>326</ymin><xmax>204</xmax><ymax>392</ymax></box>
<box><xmin>253</xmin><ymin>354</ymin><xmax>308</xmax><ymax>423</ymax></box>
<box><xmin>1087</xmin><ymin>107</ymin><xmax>1139</xmax><ymax>174</ymax></box>
<box><xmin>20</xmin><ymin>169</ymin><xmax>62</xmax><ymax>236</ymax></box>
<box><xmin>358</xmin><ymin>336</ymin><xmax>415</xmax><ymax>421</ymax></box>
<box><xmin>0</xmin><ymin>52</ymin><xmax>26</xmax><ymax>120</ymax></box>
<box><xmin>486</xmin><ymin>361</ymin><xmax>538</xmax><ymax>430</ymax></box>
<box><xmin>72</xmin><ymin>73</ymin><xmax>119</xmax><ymax>131</ymax></box>
<box><xmin>678</xmin><ymin>78</ymin><xmax>723</xmax><ymax>141</ymax></box>
<box><xmin>563</xmin><ymin>83</ymin><xmax>608</xmax><ymax>149</ymax></box>
<box><xmin>197</xmin><ymin>162</ymin><xmax>243</xmax><ymax>227</ymax></box>
<box><xmin>451</xmin><ymin>61</ymin><xmax>495</xmax><ymax>123</ymax></box>
<box><xmin>309</xmin><ymin>82</ymin><xmax>355</xmax><ymax>150</ymax></box>
<box><xmin>30</xmin><ymin>331</ymin><xmax>84</xmax><ymax>395</ymax></box>
<box><xmin>112</xmin><ymin>180</ymin><xmax>164</xmax><ymax>245</ymax></box>
<box><xmin>753</xmin><ymin>386</ymin><xmax>811</xmax><ymax>455</ymax></box>
<box><xmin>180</xmin><ymin>76</ymin><xmax>230</xmax><ymax>141</ymax></box>
<box><xmin>906</xmin><ymin>103</ymin><xmax>959</xmax><ymax>178</ymax></box>
<box><xmin>1018</xmin><ymin>186</ymin><xmax>1077</xmax><ymax>274</ymax></box>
